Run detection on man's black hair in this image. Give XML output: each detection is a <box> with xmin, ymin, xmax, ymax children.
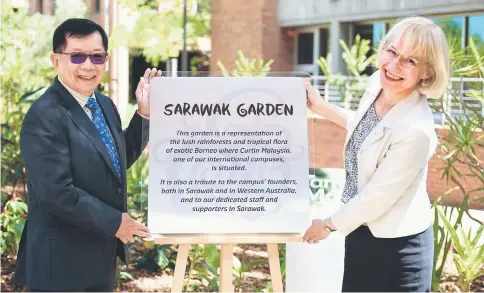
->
<box><xmin>53</xmin><ymin>18</ymin><xmax>108</xmax><ymax>53</ymax></box>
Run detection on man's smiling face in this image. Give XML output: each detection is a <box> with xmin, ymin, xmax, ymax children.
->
<box><xmin>51</xmin><ymin>31</ymin><xmax>108</xmax><ymax>96</ymax></box>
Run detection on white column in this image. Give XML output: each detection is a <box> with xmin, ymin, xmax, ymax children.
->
<box><xmin>171</xmin><ymin>58</ymin><xmax>178</xmax><ymax>77</ymax></box>
<box><xmin>313</xmin><ymin>28</ymin><xmax>320</xmax><ymax>77</ymax></box>
<box><xmin>330</xmin><ymin>20</ymin><xmax>350</xmax><ymax>75</ymax></box>
<box><xmin>117</xmin><ymin>7</ymin><xmax>129</xmax><ymax>121</ymax></box>
<box><xmin>108</xmin><ymin>0</ymin><xmax>129</xmax><ymax>121</ymax></box>
<box><xmin>108</xmin><ymin>0</ymin><xmax>118</xmax><ymax>108</ymax></box>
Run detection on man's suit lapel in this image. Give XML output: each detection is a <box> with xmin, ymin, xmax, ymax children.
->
<box><xmin>53</xmin><ymin>78</ymin><xmax>121</xmax><ymax>182</ymax></box>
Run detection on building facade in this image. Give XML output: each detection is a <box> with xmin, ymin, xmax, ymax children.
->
<box><xmin>22</xmin><ymin>0</ymin><xmax>105</xmax><ymax>24</ymax></box>
<box><xmin>211</xmin><ymin>0</ymin><xmax>484</xmax><ymax>76</ymax></box>
<box><xmin>210</xmin><ymin>0</ymin><xmax>484</xmax><ymax>208</ymax></box>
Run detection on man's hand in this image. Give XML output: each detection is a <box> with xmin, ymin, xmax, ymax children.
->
<box><xmin>115</xmin><ymin>213</ymin><xmax>151</xmax><ymax>244</ymax></box>
<box><xmin>136</xmin><ymin>68</ymin><xmax>162</xmax><ymax>118</ymax></box>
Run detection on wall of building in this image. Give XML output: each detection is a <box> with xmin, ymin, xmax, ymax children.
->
<box><xmin>278</xmin><ymin>0</ymin><xmax>484</xmax><ymax>26</ymax></box>
<box><xmin>210</xmin><ymin>0</ymin><xmax>293</xmax><ymax>72</ymax></box>
<box><xmin>308</xmin><ymin>117</ymin><xmax>484</xmax><ymax>210</ymax></box>
<box><xmin>279</xmin><ymin>0</ymin><xmax>484</xmax><ymax>75</ymax></box>
<box><xmin>27</xmin><ymin>0</ymin><xmax>105</xmax><ymax>24</ymax></box>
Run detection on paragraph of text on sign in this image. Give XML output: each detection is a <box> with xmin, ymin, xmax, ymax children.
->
<box><xmin>160</xmin><ymin>130</ymin><xmax>297</xmax><ymax>213</ymax></box>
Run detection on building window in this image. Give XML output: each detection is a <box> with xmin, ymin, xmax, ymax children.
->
<box><xmin>468</xmin><ymin>14</ymin><xmax>484</xmax><ymax>55</ymax></box>
<box><xmin>319</xmin><ymin>28</ymin><xmax>330</xmax><ymax>58</ymax></box>
<box><xmin>297</xmin><ymin>32</ymin><xmax>314</xmax><ymax>65</ymax></box>
<box><xmin>354</xmin><ymin>22</ymin><xmax>386</xmax><ymax>48</ymax></box>
<box><xmin>372</xmin><ymin>22</ymin><xmax>386</xmax><ymax>47</ymax></box>
<box><xmin>353</xmin><ymin>24</ymin><xmax>373</xmax><ymax>44</ymax></box>
<box><xmin>317</xmin><ymin>28</ymin><xmax>330</xmax><ymax>76</ymax></box>
<box><xmin>433</xmin><ymin>16</ymin><xmax>465</xmax><ymax>50</ymax></box>
<box><xmin>353</xmin><ymin>24</ymin><xmax>375</xmax><ymax>75</ymax></box>
<box><xmin>95</xmin><ymin>0</ymin><xmax>101</xmax><ymax>13</ymax></box>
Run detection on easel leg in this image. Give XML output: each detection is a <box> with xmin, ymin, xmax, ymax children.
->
<box><xmin>219</xmin><ymin>244</ymin><xmax>234</xmax><ymax>292</ymax></box>
<box><xmin>172</xmin><ymin>244</ymin><xmax>190</xmax><ymax>293</ymax></box>
<box><xmin>267</xmin><ymin>243</ymin><xmax>284</xmax><ymax>292</ymax></box>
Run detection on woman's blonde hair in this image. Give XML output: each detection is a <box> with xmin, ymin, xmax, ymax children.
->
<box><xmin>375</xmin><ymin>16</ymin><xmax>450</xmax><ymax>99</ymax></box>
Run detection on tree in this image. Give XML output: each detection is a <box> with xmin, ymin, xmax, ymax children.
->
<box><xmin>110</xmin><ymin>0</ymin><xmax>211</xmax><ymax>66</ymax></box>
<box><xmin>0</xmin><ymin>0</ymin><xmax>88</xmax><ymax>256</ymax></box>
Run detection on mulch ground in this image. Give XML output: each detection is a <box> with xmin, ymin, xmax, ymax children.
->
<box><xmin>440</xmin><ymin>274</ymin><xmax>484</xmax><ymax>293</ymax></box>
<box><xmin>2</xmin><ymin>248</ymin><xmax>483</xmax><ymax>292</ymax></box>
<box><xmin>1</xmin><ymin>255</ymin><xmax>26</xmax><ymax>292</ymax></box>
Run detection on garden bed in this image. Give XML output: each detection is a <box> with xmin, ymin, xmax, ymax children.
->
<box><xmin>2</xmin><ymin>245</ymin><xmax>483</xmax><ymax>292</ymax></box>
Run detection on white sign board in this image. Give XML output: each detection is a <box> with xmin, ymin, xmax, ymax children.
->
<box><xmin>148</xmin><ymin>77</ymin><xmax>310</xmax><ymax>234</ymax></box>
<box><xmin>286</xmin><ymin>168</ymin><xmax>346</xmax><ymax>292</ymax></box>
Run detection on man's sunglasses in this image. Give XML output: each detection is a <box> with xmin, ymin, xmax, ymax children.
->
<box><xmin>57</xmin><ymin>52</ymin><xmax>108</xmax><ymax>65</ymax></box>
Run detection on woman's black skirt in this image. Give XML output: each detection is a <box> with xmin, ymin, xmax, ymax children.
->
<box><xmin>342</xmin><ymin>225</ymin><xmax>434</xmax><ymax>292</ymax></box>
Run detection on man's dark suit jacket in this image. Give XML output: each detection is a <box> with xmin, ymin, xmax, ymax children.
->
<box><xmin>14</xmin><ymin>77</ymin><xmax>149</xmax><ymax>290</ymax></box>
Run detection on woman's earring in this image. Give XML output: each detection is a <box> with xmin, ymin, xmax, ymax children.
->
<box><xmin>421</xmin><ymin>78</ymin><xmax>426</xmax><ymax>87</ymax></box>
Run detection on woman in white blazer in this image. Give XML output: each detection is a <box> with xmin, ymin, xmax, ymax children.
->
<box><xmin>303</xmin><ymin>16</ymin><xmax>450</xmax><ymax>292</ymax></box>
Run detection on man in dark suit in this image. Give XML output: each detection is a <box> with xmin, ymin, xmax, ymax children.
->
<box><xmin>14</xmin><ymin>18</ymin><xmax>161</xmax><ymax>291</ymax></box>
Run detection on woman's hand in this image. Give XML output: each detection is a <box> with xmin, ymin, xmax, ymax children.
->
<box><xmin>304</xmin><ymin>79</ymin><xmax>353</xmax><ymax>129</ymax></box>
<box><xmin>304</xmin><ymin>80</ymin><xmax>328</xmax><ymax>115</ymax></box>
<box><xmin>303</xmin><ymin>219</ymin><xmax>330</xmax><ymax>244</ymax></box>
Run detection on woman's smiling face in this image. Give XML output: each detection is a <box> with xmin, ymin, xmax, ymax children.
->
<box><xmin>378</xmin><ymin>34</ymin><xmax>430</xmax><ymax>98</ymax></box>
